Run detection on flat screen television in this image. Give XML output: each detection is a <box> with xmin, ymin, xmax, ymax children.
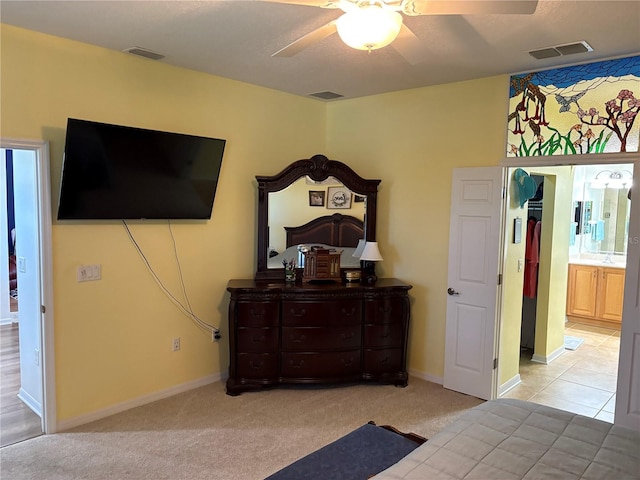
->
<box><xmin>57</xmin><ymin>118</ymin><xmax>226</xmax><ymax>220</ymax></box>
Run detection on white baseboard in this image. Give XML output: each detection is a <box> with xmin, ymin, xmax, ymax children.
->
<box><xmin>56</xmin><ymin>373</ymin><xmax>222</xmax><ymax>432</ymax></box>
<box><xmin>18</xmin><ymin>387</ymin><xmax>43</xmax><ymax>417</ymax></box>
<box><xmin>498</xmin><ymin>374</ymin><xmax>521</xmax><ymax>396</ymax></box>
<box><xmin>408</xmin><ymin>368</ymin><xmax>443</xmax><ymax>385</ymax></box>
<box><xmin>1</xmin><ymin>313</ymin><xmax>19</xmax><ymax>325</ymax></box>
<box><xmin>531</xmin><ymin>345</ymin><xmax>565</xmax><ymax>365</ymax></box>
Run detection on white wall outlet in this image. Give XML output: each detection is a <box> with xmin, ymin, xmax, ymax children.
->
<box><xmin>34</xmin><ymin>348</ymin><xmax>40</xmax><ymax>366</ymax></box>
<box><xmin>77</xmin><ymin>264</ymin><xmax>102</xmax><ymax>282</ymax></box>
<box><xmin>172</xmin><ymin>337</ymin><xmax>180</xmax><ymax>352</ymax></box>
<box><xmin>18</xmin><ymin>256</ymin><xmax>26</xmax><ymax>273</ymax></box>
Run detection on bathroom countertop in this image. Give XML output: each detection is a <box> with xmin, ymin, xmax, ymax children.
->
<box><xmin>569</xmin><ymin>254</ymin><xmax>626</xmax><ymax>269</ymax></box>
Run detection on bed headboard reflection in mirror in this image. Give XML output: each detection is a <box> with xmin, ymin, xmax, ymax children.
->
<box><xmin>256</xmin><ymin>154</ymin><xmax>380</xmax><ymax>280</ymax></box>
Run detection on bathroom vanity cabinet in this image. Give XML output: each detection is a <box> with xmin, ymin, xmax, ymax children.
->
<box><xmin>566</xmin><ymin>263</ymin><xmax>625</xmax><ymax>327</ymax></box>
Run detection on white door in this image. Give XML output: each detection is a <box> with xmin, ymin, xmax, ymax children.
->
<box><xmin>444</xmin><ymin>167</ymin><xmax>504</xmax><ymax>400</ymax></box>
<box><xmin>615</xmin><ymin>161</ymin><xmax>640</xmax><ymax>431</ymax></box>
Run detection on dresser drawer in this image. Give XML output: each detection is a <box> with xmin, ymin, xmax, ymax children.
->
<box><xmin>236</xmin><ymin>352</ymin><xmax>278</xmax><ymax>378</ymax></box>
<box><xmin>237</xmin><ymin>327</ymin><xmax>279</xmax><ymax>353</ymax></box>
<box><xmin>364</xmin><ymin>348</ymin><xmax>403</xmax><ymax>373</ymax></box>
<box><xmin>236</xmin><ymin>302</ymin><xmax>279</xmax><ymax>327</ymax></box>
<box><xmin>282</xmin><ymin>300</ymin><xmax>361</xmax><ymax>326</ymax></box>
<box><xmin>364</xmin><ymin>297</ymin><xmax>406</xmax><ymax>324</ymax></box>
<box><xmin>282</xmin><ymin>325</ymin><xmax>361</xmax><ymax>351</ymax></box>
<box><xmin>363</xmin><ymin>323</ymin><xmax>404</xmax><ymax>348</ymax></box>
<box><xmin>281</xmin><ymin>351</ymin><xmax>361</xmax><ymax>377</ymax></box>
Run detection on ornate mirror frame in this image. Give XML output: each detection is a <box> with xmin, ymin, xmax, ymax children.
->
<box><xmin>256</xmin><ymin>154</ymin><xmax>380</xmax><ymax>280</ymax></box>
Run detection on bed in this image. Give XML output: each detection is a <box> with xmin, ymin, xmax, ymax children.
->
<box><xmin>267</xmin><ymin>213</ymin><xmax>364</xmax><ymax>269</ymax></box>
<box><xmin>371</xmin><ymin>398</ymin><xmax>640</xmax><ymax>479</ymax></box>
<box><xmin>269</xmin><ymin>399</ymin><xmax>640</xmax><ymax>479</ymax></box>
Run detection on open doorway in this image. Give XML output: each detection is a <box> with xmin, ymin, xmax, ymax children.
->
<box><xmin>1</xmin><ymin>141</ymin><xmax>55</xmax><ymax>445</ymax></box>
<box><xmin>499</xmin><ymin>163</ymin><xmax>633</xmax><ymax>422</ymax></box>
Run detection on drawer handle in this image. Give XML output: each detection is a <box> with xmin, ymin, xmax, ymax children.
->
<box><xmin>291</xmin><ymin>308</ymin><xmax>307</xmax><ymax>318</ymax></box>
<box><xmin>380</xmin><ymin>356</ymin><xmax>390</xmax><ymax>366</ymax></box>
<box><xmin>341</xmin><ymin>307</ymin><xmax>357</xmax><ymax>316</ymax></box>
<box><xmin>251</xmin><ymin>334</ymin><xmax>265</xmax><ymax>343</ymax></box>
<box><xmin>340</xmin><ymin>331</ymin><xmax>355</xmax><ymax>340</ymax></box>
<box><xmin>290</xmin><ymin>334</ymin><xmax>306</xmax><ymax>343</ymax></box>
<box><xmin>378</xmin><ymin>306</ymin><xmax>392</xmax><ymax>314</ymax></box>
<box><xmin>249</xmin><ymin>308</ymin><xmax>266</xmax><ymax>318</ymax></box>
<box><xmin>289</xmin><ymin>359</ymin><xmax>305</xmax><ymax>369</ymax></box>
<box><xmin>381</xmin><ymin>327</ymin><xmax>390</xmax><ymax>338</ymax></box>
<box><xmin>341</xmin><ymin>358</ymin><xmax>354</xmax><ymax>368</ymax></box>
<box><xmin>249</xmin><ymin>360</ymin><xmax>264</xmax><ymax>369</ymax></box>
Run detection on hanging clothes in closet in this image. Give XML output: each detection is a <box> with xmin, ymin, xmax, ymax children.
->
<box><xmin>523</xmin><ymin>218</ymin><xmax>541</xmax><ymax>298</ymax></box>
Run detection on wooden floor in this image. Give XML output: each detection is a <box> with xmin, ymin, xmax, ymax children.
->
<box><xmin>1</xmin><ymin>321</ymin><xmax>43</xmax><ymax>447</ymax></box>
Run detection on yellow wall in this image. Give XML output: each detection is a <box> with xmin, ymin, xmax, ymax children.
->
<box><xmin>1</xmin><ymin>25</ymin><xmax>326</xmax><ymax>421</ymax></box>
<box><xmin>528</xmin><ymin>166</ymin><xmax>573</xmax><ymax>359</ymax></box>
<box><xmin>498</xmin><ymin>166</ymin><xmax>573</xmax><ymax>387</ymax></box>
<box><xmin>498</xmin><ymin>169</ymin><xmax>527</xmax><ymax>386</ymax></box>
<box><xmin>326</xmin><ymin>78</ymin><xmax>509</xmax><ymax>378</ymax></box>
<box><xmin>2</xmin><ymin>23</ymin><xmax>540</xmax><ymax>421</ymax></box>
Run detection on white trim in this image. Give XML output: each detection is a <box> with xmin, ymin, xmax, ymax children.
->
<box><xmin>57</xmin><ymin>373</ymin><xmax>222</xmax><ymax>431</ymax></box>
<box><xmin>500</xmin><ymin>152</ymin><xmax>638</xmax><ymax>168</ymax></box>
<box><xmin>408</xmin><ymin>368</ymin><xmax>443</xmax><ymax>385</ymax></box>
<box><xmin>1</xmin><ymin>313</ymin><xmax>19</xmax><ymax>325</ymax></box>
<box><xmin>0</xmin><ymin>138</ymin><xmax>55</xmax><ymax>434</ymax></box>
<box><xmin>531</xmin><ymin>345</ymin><xmax>565</xmax><ymax>365</ymax></box>
<box><xmin>498</xmin><ymin>374</ymin><xmax>521</xmax><ymax>397</ymax></box>
<box><xmin>18</xmin><ymin>387</ymin><xmax>42</xmax><ymax>417</ymax></box>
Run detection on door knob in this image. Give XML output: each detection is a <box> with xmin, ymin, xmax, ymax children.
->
<box><xmin>447</xmin><ymin>288</ymin><xmax>460</xmax><ymax>296</ymax></box>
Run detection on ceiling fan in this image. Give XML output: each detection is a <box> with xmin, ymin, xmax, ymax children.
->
<box><xmin>266</xmin><ymin>0</ymin><xmax>539</xmax><ymax>63</ymax></box>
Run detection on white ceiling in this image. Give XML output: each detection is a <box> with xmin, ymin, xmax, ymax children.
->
<box><xmin>1</xmin><ymin>0</ymin><xmax>639</xmax><ymax>101</ymax></box>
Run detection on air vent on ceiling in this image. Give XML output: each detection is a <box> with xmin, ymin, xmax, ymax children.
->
<box><xmin>309</xmin><ymin>91</ymin><xmax>344</xmax><ymax>100</ymax></box>
<box><xmin>529</xmin><ymin>41</ymin><xmax>593</xmax><ymax>60</ymax></box>
<box><xmin>123</xmin><ymin>47</ymin><xmax>165</xmax><ymax>61</ymax></box>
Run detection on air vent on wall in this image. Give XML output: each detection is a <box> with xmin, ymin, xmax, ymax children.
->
<box><xmin>123</xmin><ymin>47</ymin><xmax>165</xmax><ymax>61</ymax></box>
<box><xmin>529</xmin><ymin>41</ymin><xmax>593</xmax><ymax>60</ymax></box>
<box><xmin>309</xmin><ymin>91</ymin><xmax>344</xmax><ymax>100</ymax></box>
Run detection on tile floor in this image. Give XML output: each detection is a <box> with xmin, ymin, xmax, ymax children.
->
<box><xmin>501</xmin><ymin>321</ymin><xmax>620</xmax><ymax>423</ymax></box>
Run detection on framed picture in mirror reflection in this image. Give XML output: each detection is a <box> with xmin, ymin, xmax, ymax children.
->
<box><xmin>327</xmin><ymin>186</ymin><xmax>352</xmax><ymax>209</ymax></box>
<box><xmin>308</xmin><ymin>190</ymin><xmax>325</xmax><ymax>207</ymax></box>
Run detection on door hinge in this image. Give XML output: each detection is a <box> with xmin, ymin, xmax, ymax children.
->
<box><xmin>498</xmin><ymin>273</ymin><xmax>502</xmax><ymax>285</ymax></box>
<box><xmin>493</xmin><ymin>358</ymin><xmax>498</xmax><ymax>370</ymax></box>
<box><xmin>41</xmin><ymin>305</ymin><xmax>46</xmax><ymax>314</ymax></box>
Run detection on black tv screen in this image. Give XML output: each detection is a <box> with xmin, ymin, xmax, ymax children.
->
<box><xmin>57</xmin><ymin>118</ymin><xmax>226</xmax><ymax>220</ymax></box>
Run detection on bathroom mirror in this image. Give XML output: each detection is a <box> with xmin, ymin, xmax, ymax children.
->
<box><xmin>582</xmin><ymin>183</ymin><xmax>631</xmax><ymax>254</ymax></box>
<box><xmin>255</xmin><ymin>154</ymin><xmax>380</xmax><ymax>280</ymax></box>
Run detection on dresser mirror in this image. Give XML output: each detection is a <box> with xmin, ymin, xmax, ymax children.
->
<box><xmin>256</xmin><ymin>154</ymin><xmax>380</xmax><ymax>280</ymax></box>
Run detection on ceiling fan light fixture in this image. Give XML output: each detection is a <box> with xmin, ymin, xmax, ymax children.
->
<box><xmin>336</xmin><ymin>7</ymin><xmax>402</xmax><ymax>51</ymax></box>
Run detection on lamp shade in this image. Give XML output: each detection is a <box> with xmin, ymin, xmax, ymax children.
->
<box><xmin>352</xmin><ymin>239</ymin><xmax>366</xmax><ymax>258</ymax></box>
<box><xmin>336</xmin><ymin>8</ymin><xmax>402</xmax><ymax>51</ymax></box>
<box><xmin>359</xmin><ymin>241</ymin><xmax>383</xmax><ymax>261</ymax></box>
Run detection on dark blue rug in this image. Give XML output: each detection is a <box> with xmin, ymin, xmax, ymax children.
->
<box><xmin>265</xmin><ymin>422</ymin><xmax>425</xmax><ymax>480</ymax></box>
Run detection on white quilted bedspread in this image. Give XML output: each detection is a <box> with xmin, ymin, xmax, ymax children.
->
<box><xmin>373</xmin><ymin>398</ymin><xmax>640</xmax><ymax>479</ymax></box>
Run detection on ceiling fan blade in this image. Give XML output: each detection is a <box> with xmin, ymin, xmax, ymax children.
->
<box><xmin>392</xmin><ymin>23</ymin><xmax>429</xmax><ymax>65</ymax></box>
<box><xmin>272</xmin><ymin>21</ymin><xmax>338</xmax><ymax>57</ymax></box>
<box><xmin>258</xmin><ymin>0</ymin><xmax>339</xmax><ymax>8</ymax></box>
<box><xmin>405</xmin><ymin>0</ymin><xmax>538</xmax><ymax>16</ymax></box>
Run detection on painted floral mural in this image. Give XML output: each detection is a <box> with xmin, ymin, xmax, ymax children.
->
<box><xmin>507</xmin><ymin>55</ymin><xmax>640</xmax><ymax>157</ymax></box>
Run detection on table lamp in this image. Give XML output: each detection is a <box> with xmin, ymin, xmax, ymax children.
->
<box><xmin>359</xmin><ymin>241</ymin><xmax>383</xmax><ymax>284</ymax></box>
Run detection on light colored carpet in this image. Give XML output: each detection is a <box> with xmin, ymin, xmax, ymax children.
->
<box><xmin>0</xmin><ymin>377</ymin><xmax>483</xmax><ymax>480</ymax></box>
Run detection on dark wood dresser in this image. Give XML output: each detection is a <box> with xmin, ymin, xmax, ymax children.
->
<box><xmin>226</xmin><ymin>278</ymin><xmax>412</xmax><ymax>395</ymax></box>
